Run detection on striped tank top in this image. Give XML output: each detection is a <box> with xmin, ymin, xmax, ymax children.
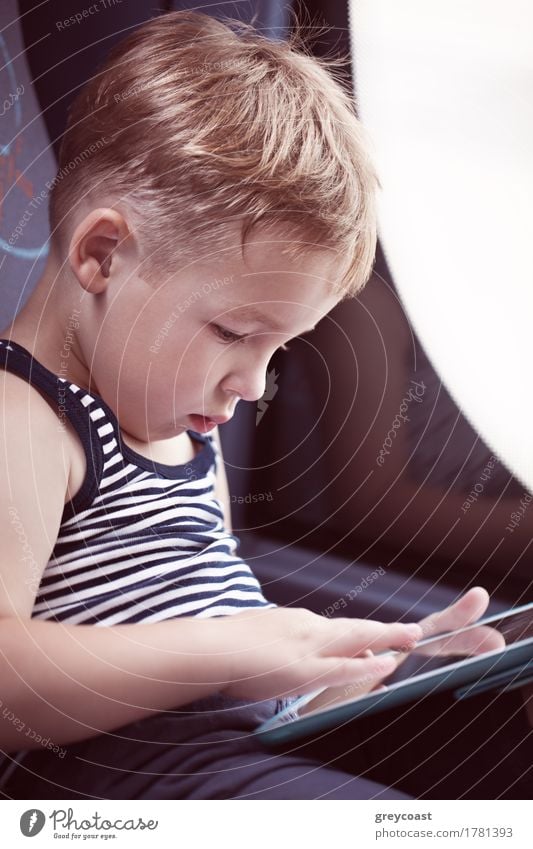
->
<box><xmin>0</xmin><ymin>339</ymin><xmax>276</xmax><ymax>624</ymax></box>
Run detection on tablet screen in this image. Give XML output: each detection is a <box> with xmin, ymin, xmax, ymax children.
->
<box><xmin>294</xmin><ymin>603</ymin><xmax>533</xmax><ymax>718</ymax></box>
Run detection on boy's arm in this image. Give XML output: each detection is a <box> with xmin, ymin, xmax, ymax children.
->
<box><xmin>211</xmin><ymin>426</ymin><xmax>233</xmax><ymax>533</ymax></box>
<box><xmin>0</xmin><ymin>375</ymin><xmax>229</xmax><ymax>751</ymax></box>
<box><xmin>0</xmin><ymin>615</ymin><xmax>231</xmax><ymax>752</ymax></box>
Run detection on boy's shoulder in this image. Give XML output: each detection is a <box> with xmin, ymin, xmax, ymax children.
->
<box><xmin>0</xmin><ymin>365</ymin><xmax>58</xmax><ymax>426</ymax></box>
<box><xmin>0</xmin><ymin>368</ymin><xmax>80</xmax><ymax>504</ymax></box>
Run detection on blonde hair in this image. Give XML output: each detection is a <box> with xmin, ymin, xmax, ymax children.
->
<box><xmin>49</xmin><ymin>9</ymin><xmax>379</xmax><ymax>298</ymax></box>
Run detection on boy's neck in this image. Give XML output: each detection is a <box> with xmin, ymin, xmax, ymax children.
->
<box><xmin>0</xmin><ymin>258</ymin><xmax>97</xmax><ymax>396</ymax></box>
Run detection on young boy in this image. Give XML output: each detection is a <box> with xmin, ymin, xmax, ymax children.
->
<box><xmin>0</xmin><ymin>11</ymin><xmax>529</xmax><ymax>800</ymax></box>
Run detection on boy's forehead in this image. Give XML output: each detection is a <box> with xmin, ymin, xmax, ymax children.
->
<box><xmin>210</xmin><ymin>284</ymin><xmax>341</xmax><ymax>333</ymax></box>
<box><xmin>161</xmin><ymin>224</ymin><xmax>344</xmax><ymax>328</ymax></box>
<box><xmin>212</xmin><ymin>301</ymin><xmax>306</xmax><ymax>332</ymax></box>
<box><xmin>201</xmin><ymin>222</ymin><xmax>342</xmax><ymax>285</ymax></box>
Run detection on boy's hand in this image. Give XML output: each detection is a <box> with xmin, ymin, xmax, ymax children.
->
<box><xmin>369</xmin><ymin>586</ymin><xmax>505</xmax><ymax>689</ymax></box>
<box><xmin>218</xmin><ymin>606</ymin><xmax>423</xmax><ymax>701</ymax></box>
<box><xmin>409</xmin><ymin>586</ymin><xmax>505</xmax><ymax>656</ymax></box>
<box><xmin>305</xmin><ymin>587</ymin><xmax>507</xmax><ymax>709</ymax></box>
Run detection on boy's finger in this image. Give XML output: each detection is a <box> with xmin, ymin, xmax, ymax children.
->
<box><xmin>417</xmin><ymin>587</ymin><xmax>489</xmax><ymax>639</ymax></box>
<box><xmin>323</xmin><ymin>619</ymin><xmax>423</xmax><ymax>657</ymax></box>
<box><xmin>297</xmin><ymin>654</ymin><xmax>397</xmax><ymax>709</ymax></box>
<box><xmin>314</xmin><ymin>652</ymin><xmax>399</xmax><ymax>691</ymax></box>
<box><xmin>416</xmin><ymin>624</ymin><xmax>505</xmax><ymax>657</ymax></box>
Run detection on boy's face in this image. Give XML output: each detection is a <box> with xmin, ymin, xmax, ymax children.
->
<box><xmin>78</xmin><ymin>223</ymin><xmax>343</xmax><ymax>443</ymax></box>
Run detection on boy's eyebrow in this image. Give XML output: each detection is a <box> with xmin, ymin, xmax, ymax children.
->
<box><xmin>223</xmin><ymin>305</ymin><xmax>317</xmax><ymax>333</ymax></box>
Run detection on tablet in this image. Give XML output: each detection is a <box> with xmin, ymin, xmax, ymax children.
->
<box><xmin>254</xmin><ymin>601</ymin><xmax>533</xmax><ymax>746</ymax></box>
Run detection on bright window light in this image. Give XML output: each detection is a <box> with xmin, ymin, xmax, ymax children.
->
<box><xmin>349</xmin><ymin>0</ymin><xmax>533</xmax><ymax>492</ymax></box>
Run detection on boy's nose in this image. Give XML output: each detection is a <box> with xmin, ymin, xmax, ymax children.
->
<box><xmin>225</xmin><ymin>369</ymin><xmax>266</xmax><ymax>404</ymax></box>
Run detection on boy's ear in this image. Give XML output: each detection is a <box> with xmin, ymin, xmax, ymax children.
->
<box><xmin>68</xmin><ymin>208</ymin><xmax>132</xmax><ymax>294</ymax></box>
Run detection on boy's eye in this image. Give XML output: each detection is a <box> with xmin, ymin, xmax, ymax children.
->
<box><xmin>212</xmin><ymin>324</ymin><xmax>247</xmax><ymax>344</ymax></box>
<box><xmin>211</xmin><ymin>323</ymin><xmax>290</xmax><ymax>352</ymax></box>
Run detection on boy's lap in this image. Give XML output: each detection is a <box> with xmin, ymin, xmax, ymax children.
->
<box><xmin>1</xmin><ymin>694</ymin><xmax>410</xmax><ymax>800</ymax></box>
<box><xmin>1</xmin><ymin>727</ymin><xmax>409</xmax><ymax>801</ymax></box>
<box><xmin>3</xmin><ymin>687</ymin><xmax>530</xmax><ymax>800</ymax></box>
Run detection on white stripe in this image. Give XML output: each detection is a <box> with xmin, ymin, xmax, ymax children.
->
<box><xmin>37</xmin><ymin>552</ymin><xmax>244</xmax><ymax>597</ymax></box>
<box><xmin>56</xmin><ymin>506</ymin><xmax>220</xmax><ymax>542</ymax></box>
<box><xmin>93</xmin><ymin>473</ymin><xmax>213</xmax><ymax>500</ymax></box>
<box><xmin>97</xmin><ymin>422</ymin><xmax>114</xmax><ymax>437</ymax></box>
<box><xmin>131</xmin><ymin>588</ymin><xmax>272</xmax><ymax>624</ymax></box>
<box><xmin>197</xmin><ymin>601</ymin><xmax>277</xmax><ymax>618</ymax></box>
<box><xmin>85</xmin><ymin>486</ymin><xmax>217</xmax><ymax>514</ymax></box>
<box><xmin>34</xmin><ymin>576</ymin><xmax>265</xmax><ymax>624</ymax></box>
<box><xmin>100</xmin><ymin>457</ymin><xmax>134</xmax><ymax>479</ymax></box>
<box><xmin>59</xmin><ymin>470</ymin><xmax>146</xmax><ymax>525</ymax></box>
<box><xmin>76</xmin><ymin>502</ymin><xmax>221</xmax><ymax>533</ymax></box>
<box><xmin>48</xmin><ymin>530</ymin><xmax>226</xmax><ymax>570</ymax></box>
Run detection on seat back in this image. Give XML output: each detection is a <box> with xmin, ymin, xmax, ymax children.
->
<box><xmin>0</xmin><ymin>0</ymin><xmax>57</xmax><ymax>327</ymax></box>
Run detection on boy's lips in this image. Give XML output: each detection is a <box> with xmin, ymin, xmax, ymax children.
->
<box><xmin>188</xmin><ymin>413</ymin><xmax>231</xmax><ymax>432</ymax></box>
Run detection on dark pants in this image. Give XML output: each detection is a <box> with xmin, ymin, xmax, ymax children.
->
<box><xmin>1</xmin><ymin>687</ymin><xmax>530</xmax><ymax>800</ymax></box>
